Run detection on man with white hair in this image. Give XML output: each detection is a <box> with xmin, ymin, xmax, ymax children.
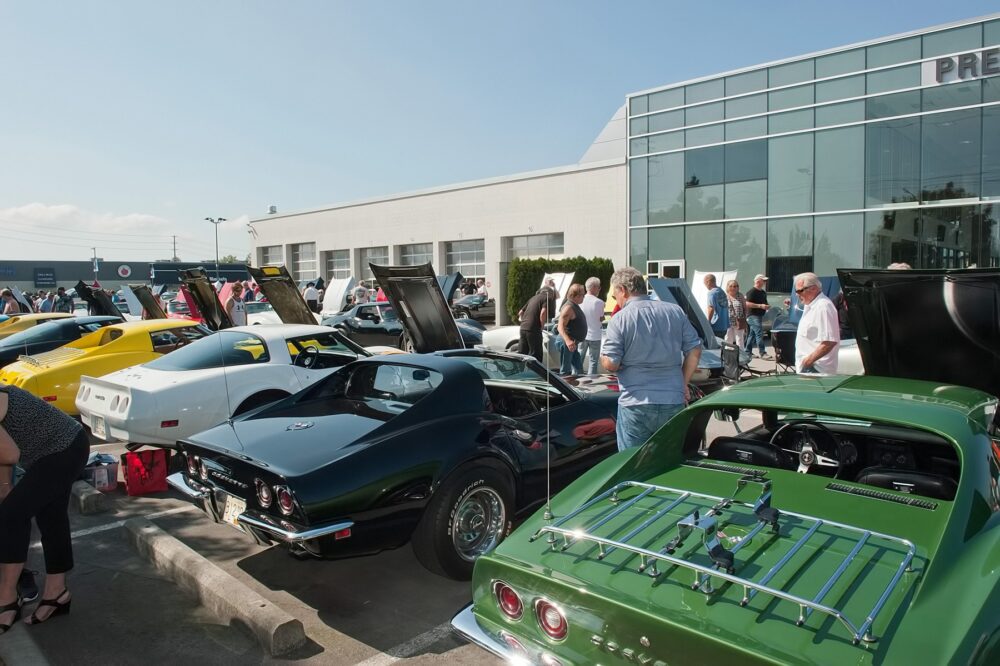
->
<box><xmin>793</xmin><ymin>272</ymin><xmax>840</xmax><ymax>375</ymax></box>
<box><xmin>601</xmin><ymin>267</ymin><xmax>702</xmax><ymax>451</ymax></box>
<box><xmin>579</xmin><ymin>277</ymin><xmax>605</xmax><ymax>375</ymax></box>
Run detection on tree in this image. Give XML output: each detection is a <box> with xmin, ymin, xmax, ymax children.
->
<box><xmin>219</xmin><ymin>254</ymin><xmax>242</xmax><ymax>264</ymax></box>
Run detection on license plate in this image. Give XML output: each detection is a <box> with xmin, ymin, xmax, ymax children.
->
<box><xmin>221</xmin><ymin>494</ymin><xmax>247</xmax><ymax>530</ymax></box>
<box><xmin>91</xmin><ymin>415</ymin><xmax>106</xmax><ymax>440</ymax></box>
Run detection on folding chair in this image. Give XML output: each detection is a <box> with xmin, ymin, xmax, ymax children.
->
<box><xmin>770</xmin><ymin>329</ymin><xmax>798</xmax><ymax>374</ymax></box>
<box><xmin>720</xmin><ymin>342</ymin><xmax>769</xmax><ymax>384</ymax></box>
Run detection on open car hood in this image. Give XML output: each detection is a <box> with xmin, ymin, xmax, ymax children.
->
<box><xmin>648</xmin><ymin>278</ymin><xmax>719</xmax><ymax>350</ymax></box>
<box><xmin>74</xmin><ymin>281</ymin><xmax>124</xmax><ymax>321</ymax></box>
<box><xmin>248</xmin><ymin>265</ymin><xmax>317</xmax><ymax>325</ymax></box>
<box><xmin>838</xmin><ymin>268</ymin><xmax>1000</xmax><ymax>396</ymax></box>
<box><xmin>370</xmin><ymin>263</ymin><xmax>464</xmax><ymax>353</ymax></box>
<box><xmin>125</xmin><ymin>285</ymin><xmax>167</xmax><ymax>319</ymax></box>
<box><xmin>436</xmin><ymin>272</ymin><xmax>463</xmax><ymax>304</ymax></box>
<box><xmin>180</xmin><ymin>268</ymin><xmax>232</xmax><ymax>331</ymax></box>
<box><xmin>321</xmin><ymin>277</ymin><xmax>356</xmax><ymax>314</ymax></box>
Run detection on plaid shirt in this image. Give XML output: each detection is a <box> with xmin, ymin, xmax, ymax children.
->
<box><xmin>728</xmin><ymin>293</ymin><xmax>748</xmax><ymax>324</ymax></box>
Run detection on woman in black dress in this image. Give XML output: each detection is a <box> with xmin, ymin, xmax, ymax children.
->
<box><xmin>0</xmin><ymin>385</ymin><xmax>89</xmax><ymax>633</ymax></box>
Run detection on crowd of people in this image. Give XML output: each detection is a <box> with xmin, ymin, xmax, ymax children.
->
<box><xmin>0</xmin><ymin>287</ymin><xmax>75</xmax><ymax>315</ymax></box>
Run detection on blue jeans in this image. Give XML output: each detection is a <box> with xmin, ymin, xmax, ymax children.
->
<box><xmin>745</xmin><ymin>315</ymin><xmax>765</xmax><ymax>355</ymax></box>
<box><xmin>616</xmin><ymin>403</ymin><xmax>685</xmax><ymax>451</ymax></box>
<box><xmin>556</xmin><ymin>338</ymin><xmax>583</xmax><ymax>375</ymax></box>
<box><xmin>578</xmin><ymin>339</ymin><xmax>601</xmax><ymax>375</ymax></box>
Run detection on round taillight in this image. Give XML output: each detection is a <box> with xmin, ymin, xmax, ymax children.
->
<box><xmin>535</xmin><ymin>599</ymin><xmax>568</xmax><ymax>641</ymax></box>
<box><xmin>275</xmin><ymin>486</ymin><xmax>294</xmax><ymax>515</ymax></box>
<box><xmin>119</xmin><ymin>397</ymin><xmax>129</xmax><ymax>412</ymax></box>
<box><xmin>255</xmin><ymin>479</ymin><xmax>272</xmax><ymax>508</ymax></box>
<box><xmin>493</xmin><ymin>581</ymin><xmax>523</xmax><ymax>620</ymax></box>
<box><xmin>198</xmin><ymin>459</ymin><xmax>209</xmax><ymax>481</ymax></box>
<box><xmin>186</xmin><ymin>454</ymin><xmax>199</xmax><ymax>477</ymax></box>
<box><xmin>110</xmin><ymin>396</ymin><xmax>120</xmax><ymax>411</ymax></box>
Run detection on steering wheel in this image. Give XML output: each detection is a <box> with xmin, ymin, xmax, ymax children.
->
<box><xmin>769</xmin><ymin>420</ymin><xmax>845</xmax><ymax>476</ymax></box>
<box><xmin>296</xmin><ymin>345</ymin><xmax>320</xmax><ymax>369</ymax></box>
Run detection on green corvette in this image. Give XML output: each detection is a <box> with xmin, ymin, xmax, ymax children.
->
<box><xmin>453</xmin><ymin>268</ymin><xmax>1000</xmax><ymax>665</ymax></box>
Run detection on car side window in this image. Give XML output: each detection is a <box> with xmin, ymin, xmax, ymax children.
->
<box><xmin>178</xmin><ymin>326</ymin><xmax>210</xmax><ymax>343</ymax></box>
<box><xmin>150</xmin><ymin>330</ymin><xmax>183</xmax><ymax>353</ymax></box>
<box><xmin>99</xmin><ymin>328</ymin><xmax>124</xmax><ymax>346</ymax></box>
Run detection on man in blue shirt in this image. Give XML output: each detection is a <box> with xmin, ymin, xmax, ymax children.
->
<box><xmin>704</xmin><ymin>273</ymin><xmax>729</xmax><ymax>337</ymax></box>
<box><xmin>601</xmin><ymin>267</ymin><xmax>702</xmax><ymax>451</ymax></box>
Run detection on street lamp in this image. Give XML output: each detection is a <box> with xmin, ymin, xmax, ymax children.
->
<box><xmin>204</xmin><ymin>217</ymin><xmax>226</xmax><ymax>281</ymax></box>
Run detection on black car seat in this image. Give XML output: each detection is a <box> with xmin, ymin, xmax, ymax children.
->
<box><xmin>854</xmin><ymin>467</ymin><xmax>957</xmax><ymax>501</ymax></box>
<box><xmin>707</xmin><ymin>437</ymin><xmax>785</xmax><ymax>468</ymax></box>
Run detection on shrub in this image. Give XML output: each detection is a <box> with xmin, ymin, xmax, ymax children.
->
<box><xmin>506</xmin><ymin>256</ymin><xmax>614</xmax><ymax>321</ymax></box>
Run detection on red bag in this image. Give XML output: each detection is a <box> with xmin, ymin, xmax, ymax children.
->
<box><xmin>120</xmin><ymin>449</ymin><xmax>170</xmax><ymax>496</ymax></box>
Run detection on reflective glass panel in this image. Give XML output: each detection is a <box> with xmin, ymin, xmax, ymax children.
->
<box><xmin>725</xmin><ymin>181</ymin><xmax>767</xmax><ymax>218</ymax></box>
<box><xmin>648</xmin><ymin>154</ymin><xmax>685</xmax><ymax>224</ymax></box>
<box><xmin>686</xmin><ymin>185</ymin><xmax>724</xmax><ymax>221</ymax></box>
<box><xmin>769</xmin><ymin>85</ymin><xmax>814</xmax><ymax>111</ymax></box>
<box><xmin>769</xmin><ymin>109</ymin><xmax>813</xmax><ymax>133</ymax></box>
<box><xmin>866</xmin><ymin>91</ymin><xmax>921</xmax><ymax>119</ymax></box>
<box><xmin>922</xmin><ymin>81</ymin><xmax>982</xmax><ymax>111</ymax></box>
<box><xmin>814</xmin><ymin>214</ymin><xmax>863</xmax><ymax>274</ymax></box>
<box><xmin>921</xmin><ymin>205</ymin><xmax>978</xmax><ymax>269</ymax></box>
<box><xmin>685</xmin><ymin>101</ymin><xmax>724</xmax><ymax>125</ymax></box>
<box><xmin>649</xmin><ymin>226</ymin><xmax>685</xmax><ymax>260</ymax></box>
<box><xmin>686</xmin><ymin>124</ymin><xmax>724</xmax><ymax>148</ymax></box>
<box><xmin>649</xmin><ymin>109</ymin><xmax>684</xmax><ymax>132</ymax></box>
<box><xmin>987</xmin><ymin>19</ymin><xmax>1000</xmax><ymax>46</ymax></box>
<box><xmin>815</xmin><ymin>75</ymin><xmax>864</xmax><ymax>103</ymax></box>
<box><xmin>866</xmin><ymin>37</ymin><xmax>920</xmax><ymax>68</ymax></box>
<box><xmin>630</xmin><ymin>228</ymin><xmax>648</xmax><ymax>270</ymax></box>
<box><xmin>726</xmin><ymin>70</ymin><xmax>766</xmax><ymax>96</ymax></box>
<box><xmin>685</xmin><ymin>223</ymin><xmax>724</xmax><ymax>270</ymax></box>
<box><xmin>815</xmin><ymin>101</ymin><xmax>865</xmax><ymax>127</ymax></box>
<box><xmin>630</xmin><ymin>137</ymin><xmax>648</xmax><ymax>156</ymax></box>
<box><xmin>864</xmin><ymin>209</ymin><xmax>920</xmax><ymax>268</ymax></box>
<box><xmin>768</xmin><ymin>217</ymin><xmax>813</xmax><ymax>257</ymax></box>
<box><xmin>768</xmin><ymin>134</ymin><xmax>814</xmax><ymax>215</ymax></box>
<box><xmin>769</xmin><ymin>60</ymin><xmax>814</xmax><ymax>87</ymax></box>
<box><xmin>630</xmin><ymin>158</ymin><xmax>647</xmax><ymax>226</ymax></box>
<box><xmin>816</xmin><ymin>49</ymin><xmax>865</xmax><ymax>78</ymax></box>
<box><xmin>685</xmin><ymin>145</ymin><xmax>725</xmax><ymax>187</ymax></box>
<box><xmin>726</xmin><ymin>140</ymin><xmax>767</xmax><ymax>182</ymax></box>
<box><xmin>649</xmin><ymin>132</ymin><xmax>684</xmax><ymax>153</ymax></box>
<box><xmin>815</xmin><ymin>126</ymin><xmax>865</xmax><ymax>211</ymax></box>
<box><xmin>726</xmin><ymin>117</ymin><xmax>767</xmax><ymax>141</ymax></box>
<box><xmin>686</xmin><ymin>79</ymin><xmax>724</xmax><ymax>104</ymax></box>
<box><xmin>866</xmin><ymin>65</ymin><xmax>920</xmax><ymax>94</ymax></box>
<box><xmin>649</xmin><ymin>88</ymin><xmax>684</xmax><ymax>112</ymax></box>
<box><xmin>725</xmin><ymin>93</ymin><xmax>766</xmax><ymax>119</ymax></box>
<box><xmin>865</xmin><ymin>118</ymin><xmax>920</xmax><ymax>206</ymax></box>
<box><xmin>724</xmin><ymin>220</ymin><xmax>766</xmax><ymax>277</ymax></box>
<box><xmin>630</xmin><ymin>116</ymin><xmax>648</xmax><ymax>135</ymax></box>
<box><xmin>986</xmin><ymin>77</ymin><xmax>1000</xmax><ymax>103</ymax></box>
<box><xmin>985</xmin><ymin>106</ymin><xmax>1000</xmax><ymax>197</ymax></box>
<box><xmin>921</xmin><ymin>108</ymin><xmax>981</xmax><ymax>200</ymax></box>
<box><xmin>978</xmin><ymin>204</ymin><xmax>1000</xmax><ymax>267</ymax></box>
<box><xmin>630</xmin><ymin>95</ymin><xmax>648</xmax><ymax>115</ymax></box>
<box><xmin>923</xmin><ymin>24</ymin><xmax>982</xmax><ymax>58</ymax></box>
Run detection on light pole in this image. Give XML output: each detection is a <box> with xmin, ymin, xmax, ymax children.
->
<box><xmin>204</xmin><ymin>217</ymin><xmax>226</xmax><ymax>281</ymax></box>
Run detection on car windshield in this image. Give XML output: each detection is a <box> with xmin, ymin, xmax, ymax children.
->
<box><xmin>286</xmin><ymin>331</ymin><xmax>359</xmax><ymax>358</ymax></box>
<box><xmin>167</xmin><ymin>301</ymin><xmax>190</xmax><ymax>314</ymax></box>
<box><xmin>245</xmin><ymin>302</ymin><xmax>273</xmax><ymax>314</ymax></box>
<box><xmin>145</xmin><ymin>330</ymin><xmax>268</xmax><ymax>371</ymax></box>
<box><xmin>300</xmin><ymin>363</ymin><xmax>443</xmax><ymax>416</ymax></box>
<box><xmin>0</xmin><ymin>321</ymin><xmax>68</xmax><ymax>346</ymax></box>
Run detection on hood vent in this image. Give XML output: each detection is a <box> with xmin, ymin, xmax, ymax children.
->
<box><xmin>688</xmin><ymin>460</ymin><xmax>768</xmax><ymax>478</ymax></box>
<box><xmin>826</xmin><ymin>482</ymin><xmax>938</xmax><ymax>510</ymax></box>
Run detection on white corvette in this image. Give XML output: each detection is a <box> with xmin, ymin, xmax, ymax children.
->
<box><xmin>76</xmin><ymin>324</ymin><xmax>368</xmax><ymax>446</ymax></box>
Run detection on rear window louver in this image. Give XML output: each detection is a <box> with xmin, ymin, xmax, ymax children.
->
<box><xmin>826</xmin><ymin>482</ymin><xmax>938</xmax><ymax>510</ymax></box>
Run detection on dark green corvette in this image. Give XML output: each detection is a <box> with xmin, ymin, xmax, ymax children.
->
<box><xmin>454</xmin><ymin>269</ymin><xmax>1000</xmax><ymax>664</ymax></box>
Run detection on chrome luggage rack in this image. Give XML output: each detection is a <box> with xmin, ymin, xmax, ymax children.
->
<box><xmin>530</xmin><ymin>474</ymin><xmax>916</xmax><ymax>645</ymax></box>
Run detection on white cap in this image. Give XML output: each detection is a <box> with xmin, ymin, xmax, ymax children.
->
<box><xmin>754</xmin><ymin>274</ymin><xmax>769</xmax><ymax>282</ymax></box>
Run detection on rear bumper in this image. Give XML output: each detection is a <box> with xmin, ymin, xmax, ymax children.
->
<box><xmin>451</xmin><ymin>605</ymin><xmax>514</xmax><ymax>661</ymax></box>
<box><xmin>166</xmin><ymin>472</ymin><xmax>353</xmax><ymax>548</ymax></box>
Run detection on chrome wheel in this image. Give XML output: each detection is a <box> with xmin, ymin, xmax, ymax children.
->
<box><xmin>451</xmin><ymin>487</ymin><xmax>506</xmax><ymax>562</ymax></box>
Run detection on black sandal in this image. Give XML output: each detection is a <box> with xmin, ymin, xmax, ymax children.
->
<box><xmin>25</xmin><ymin>590</ymin><xmax>70</xmax><ymax>626</ymax></box>
<box><xmin>0</xmin><ymin>597</ymin><xmax>22</xmax><ymax>634</ymax></box>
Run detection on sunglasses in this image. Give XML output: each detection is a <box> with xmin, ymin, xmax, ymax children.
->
<box><xmin>795</xmin><ymin>286</ymin><xmax>812</xmax><ymax>294</ymax></box>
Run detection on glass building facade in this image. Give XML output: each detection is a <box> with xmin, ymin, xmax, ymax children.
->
<box><xmin>628</xmin><ymin>16</ymin><xmax>1000</xmax><ymax>292</ymax></box>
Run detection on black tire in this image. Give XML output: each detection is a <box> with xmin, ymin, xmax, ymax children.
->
<box><xmin>505</xmin><ymin>340</ymin><xmax>520</xmax><ymax>352</ymax></box>
<box><xmin>411</xmin><ymin>463</ymin><xmax>514</xmax><ymax>580</ymax></box>
<box><xmin>455</xmin><ymin>307</ymin><xmax>472</xmax><ymax>319</ymax></box>
<box><xmin>233</xmin><ymin>390</ymin><xmax>289</xmax><ymax>416</ymax></box>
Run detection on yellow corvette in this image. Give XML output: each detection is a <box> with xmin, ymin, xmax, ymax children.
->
<box><xmin>0</xmin><ymin>313</ymin><xmax>74</xmax><ymax>340</ymax></box>
<box><xmin>0</xmin><ymin>319</ymin><xmax>212</xmax><ymax>415</ymax></box>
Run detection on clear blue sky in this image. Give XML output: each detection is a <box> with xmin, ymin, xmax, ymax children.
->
<box><xmin>1</xmin><ymin>1</ymin><xmax>996</xmax><ymax>262</ymax></box>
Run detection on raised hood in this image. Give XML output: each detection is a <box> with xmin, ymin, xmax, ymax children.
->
<box><xmin>370</xmin><ymin>263</ymin><xmax>464</xmax><ymax>353</ymax></box>
<box><xmin>648</xmin><ymin>277</ymin><xmax>719</xmax><ymax>350</ymax></box>
<box><xmin>436</xmin><ymin>272</ymin><xmax>463</xmax><ymax>304</ymax></box>
<box><xmin>180</xmin><ymin>268</ymin><xmax>232</xmax><ymax>331</ymax></box>
<box><xmin>838</xmin><ymin>268</ymin><xmax>1000</xmax><ymax>397</ymax></box>
<box><xmin>74</xmin><ymin>281</ymin><xmax>125</xmax><ymax>320</ymax></box>
<box><xmin>126</xmin><ymin>285</ymin><xmax>167</xmax><ymax>319</ymax></box>
<box><xmin>248</xmin><ymin>265</ymin><xmax>317</xmax><ymax>325</ymax></box>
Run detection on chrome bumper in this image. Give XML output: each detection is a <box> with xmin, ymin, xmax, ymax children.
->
<box><xmin>451</xmin><ymin>605</ymin><xmax>515</xmax><ymax>661</ymax></box>
<box><xmin>236</xmin><ymin>514</ymin><xmax>354</xmax><ymax>544</ymax></box>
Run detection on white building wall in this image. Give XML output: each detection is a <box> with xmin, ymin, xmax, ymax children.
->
<box><xmin>251</xmin><ymin>159</ymin><xmax>626</xmax><ymax>323</ymax></box>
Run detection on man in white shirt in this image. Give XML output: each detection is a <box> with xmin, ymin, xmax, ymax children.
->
<box><xmin>475</xmin><ymin>278</ymin><xmax>488</xmax><ymax>298</ymax></box>
<box><xmin>579</xmin><ymin>277</ymin><xmax>605</xmax><ymax>375</ymax></box>
<box><xmin>793</xmin><ymin>272</ymin><xmax>840</xmax><ymax>375</ymax></box>
<box><xmin>225</xmin><ymin>282</ymin><xmax>248</xmax><ymax>326</ymax></box>
<box><xmin>303</xmin><ymin>282</ymin><xmax>319</xmax><ymax>313</ymax></box>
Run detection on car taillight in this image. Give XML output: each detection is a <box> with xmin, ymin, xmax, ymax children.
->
<box><xmin>161</xmin><ymin>420</ymin><xmax>179</xmax><ymax>428</ymax></box>
<box><xmin>493</xmin><ymin>581</ymin><xmax>523</xmax><ymax>620</ymax></box>
<box><xmin>110</xmin><ymin>396</ymin><xmax>119</xmax><ymax>411</ymax></box>
<box><xmin>186</xmin><ymin>454</ymin><xmax>199</xmax><ymax>476</ymax></box>
<box><xmin>42</xmin><ymin>395</ymin><xmax>57</xmax><ymax>402</ymax></box>
<box><xmin>255</xmin><ymin>479</ymin><xmax>272</xmax><ymax>508</ymax></box>
<box><xmin>535</xmin><ymin>599</ymin><xmax>567</xmax><ymax>641</ymax></box>
<box><xmin>119</xmin><ymin>397</ymin><xmax>130</xmax><ymax>412</ymax></box>
<box><xmin>275</xmin><ymin>486</ymin><xmax>294</xmax><ymax>515</ymax></box>
<box><xmin>500</xmin><ymin>632</ymin><xmax>528</xmax><ymax>657</ymax></box>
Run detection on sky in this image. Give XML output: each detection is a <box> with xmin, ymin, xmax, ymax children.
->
<box><xmin>1</xmin><ymin>1</ymin><xmax>997</xmax><ymax>263</ymax></box>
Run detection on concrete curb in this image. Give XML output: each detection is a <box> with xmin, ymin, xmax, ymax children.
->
<box><xmin>0</xmin><ymin>621</ymin><xmax>51</xmax><ymax>666</ymax></box>
<box><xmin>71</xmin><ymin>480</ymin><xmax>110</xmax><ymax>515</ymax></box>
<box><xmin>124</xmin><ymin>517</ymin><xmax>306</xmax><ymax>656</ymax></box>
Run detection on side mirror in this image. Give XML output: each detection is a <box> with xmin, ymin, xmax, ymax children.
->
<box><xmin>713</xmin><ymin>407</ymin><xmax>741</xmax><ymax>423</ymax></box>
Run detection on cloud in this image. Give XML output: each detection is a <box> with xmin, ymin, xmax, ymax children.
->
<box><xmin>0</xmin><ymin>202</ymin><xmax>171</xmax><ymax>235</ymax></box>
